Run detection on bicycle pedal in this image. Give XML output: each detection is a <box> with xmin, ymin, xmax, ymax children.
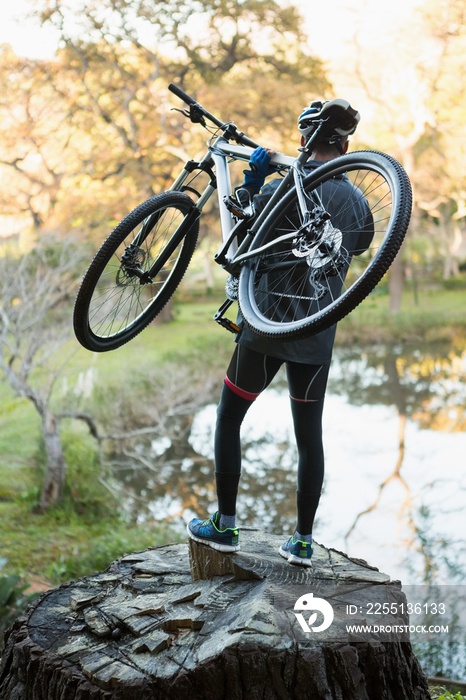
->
<box><xmin>214</xmin><ymin>315</ymin><xmax>240</xmax><ymax>334</ymax></box>
<box><xmin>223</xmin><ymin>195</ymin><xmax>252</xmax><ymax>220</ymax></box>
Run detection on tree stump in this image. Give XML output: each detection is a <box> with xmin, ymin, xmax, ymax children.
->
<box><xmin>0</xmin><ymin>530</ymin><xmax>431</xmax><ymax>700</ymax></box>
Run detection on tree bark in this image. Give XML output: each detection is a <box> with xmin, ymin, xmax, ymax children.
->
<box><xmin>0</xmin><ymin>531</ymin><xmax>431</xmax><ymax>700</ymax></box>
<box><xmin>38</xmin><ymin>408</ymin><xmax>67</xmax><ymax>511</ymax></box>
<box><xmin>388</xmin><ymin>254</ymin><xmax>404</xmax><ymax>315</ymax></box>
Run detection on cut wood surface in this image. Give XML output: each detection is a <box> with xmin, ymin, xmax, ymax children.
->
<box><xmin>0</xmin><ymin>529</ymin><xmax>431</xmax><ymax>699</ymax></box>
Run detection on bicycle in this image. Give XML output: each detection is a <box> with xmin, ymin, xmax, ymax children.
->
<box><xmin>73</xmin><ymin>83</ymin><xmax>412</xmax><ymax>353</ymax></box>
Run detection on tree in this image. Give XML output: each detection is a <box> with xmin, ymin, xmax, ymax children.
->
<box><xmin>26</xmin><ymin>0</ymin><xmax>330</xmax><ymax>231</ymax></box>
<box><xmin>324</xmin><ymin>0</ymin><xmax>466</xmax><ymax>309</ymax></box>
<box><xmin>0</xmin><ymin>47</ymin><xmax>74</xmax><ymax>231</ymax></box>
<box><xmin>412</xmin><ymin>0</ymin><xmax>466</xmax><ymax>280</ymax></box>
<box><xmin>0</xmin><ymin>0</ymin><xmax>332</xmax><ymax>252</ymax></box>
<box><xmin>0</xmin><ymin>237</ymin><xmax>89</xmax><ymax>510</ymax></box>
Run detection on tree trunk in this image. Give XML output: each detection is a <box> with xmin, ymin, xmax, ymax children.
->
<box><xmin>38</xmin><ymin>409</ymin><xmax>67</xmax><ymax>511</ymax></box>
<box><xmin>153</xmin><ymin>299</ymin><xmax>174</xmax><ymax>324</ymax></box>
<box><xmin>388</xmin><ymin>253</ymin><xmax>404</xmax><ymax>315</ymax></box>
<box><xmin>0</xmin><ymin>531</ymin><xmax>431</xmax><ymax>700</ymax></box>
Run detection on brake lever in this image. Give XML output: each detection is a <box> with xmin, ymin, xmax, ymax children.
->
<box><xmin>189</xmin><ymin>103</ymin><xmax>207</xmax><ymax>126</ymax></box>
<box><xmin>171</xmin><ymin>105</ymin><xmax>207</xmax><ymax>127</ymax></box>
<box><xmin>171</xmin><ymin>107</ymin><xmax>190</xmax><ymax>117</ymax></box>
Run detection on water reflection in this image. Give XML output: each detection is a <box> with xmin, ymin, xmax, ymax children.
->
<box><xmin>324</xmin><ymin>343</ymin><xmax>466</xmax><ymax>584</ymax></box>
<box><xmin>113</xmin><ymin>341</ymin><xmax>466</xmax><ymax>587</ymax></box>
<box><xmin>112</xmin><ymin>341</ymin><xmax>466</xmax><ymax>679</ymax></box>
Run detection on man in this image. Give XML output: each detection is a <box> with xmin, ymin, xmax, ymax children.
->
<box><xmin>187</xmin><ymin>99</ymin><xmax>373</xmax><ymax>566</ymax></box>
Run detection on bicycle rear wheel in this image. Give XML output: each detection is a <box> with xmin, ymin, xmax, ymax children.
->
<box><xmin>74</xmin><ymin>191</ymin><xmax>199</xmax><ymax>352</ymax></box>
<box><xmin>238</xmin><ymin>151</ymin><xmax>412</xmax><ymax>339</ymax></box>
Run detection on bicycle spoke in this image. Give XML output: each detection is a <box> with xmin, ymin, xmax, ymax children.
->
<box><xmin>86</xmin><ymin>211</ymin><xmax>186</xmax><ymax>336</ymax></box>
<box><xmin>240</xmin><ymin>152</ymin><xmax>411</xmax><ymax>337</ymax></box>
<box><xmin>74</xmin><ymin>192</ymin><xmax>199</xmax><ymax>351</ymax></box>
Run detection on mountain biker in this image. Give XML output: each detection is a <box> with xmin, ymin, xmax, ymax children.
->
<box><xmin>187</xmin><ymin>99</ymin><xmax>374</xmax><ymax>566</ymax></box>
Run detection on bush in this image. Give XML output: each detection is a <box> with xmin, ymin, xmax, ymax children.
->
<box><xmin>33</xmin><ymin>421</ymin><xmax>114</xmax><ymax>517</ymax></box>
<box><xmin>43</xmin><ymin>521</ymin><xmax>179</xmax><ymax>584</ymax></box>
<box><xmin>0</xmin><ymin>558</ymin><xmax>37</xmax><ymax>649</ymax></box>
<box><xmin>61</xmin><ymin>422</ymin><xmax>113</xmax><ymax>517</ymax></box>
<box><xmin>430</xmin><ymin>688</ymin><xmax>466</xmax><ymax>700</ymax></box>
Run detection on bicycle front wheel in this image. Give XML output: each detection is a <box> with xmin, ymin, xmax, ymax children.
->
<box><xmin>74</xmin><ymin>191</ymin><xmax>199</xmax><ymax>352</ymax></box>
<box><xmin>238</xmin><ymin>151</ymin><xmax>412</xmax><ymax>339</ymax></box>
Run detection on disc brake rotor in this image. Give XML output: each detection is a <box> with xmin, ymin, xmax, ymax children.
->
<box><xmin>292</xmin><ymin>220</ymin><xmax>343</xmax><ymax>270</ymax></box>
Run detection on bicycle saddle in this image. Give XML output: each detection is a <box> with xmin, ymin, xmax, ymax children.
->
<box><xmin>298</xmin><ymin>99</ymin><xmax>360</xmax><ymax>138</ymax></box>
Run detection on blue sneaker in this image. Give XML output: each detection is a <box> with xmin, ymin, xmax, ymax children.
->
<box><xmin>187</xmin><ymin>512</ymin><xmax>240</xmax><ymax>552</ymax></box>
<box><xmin>279</xmin><ymin>535</ymin><xmax>313</xmax><ymax>567</ymax></box>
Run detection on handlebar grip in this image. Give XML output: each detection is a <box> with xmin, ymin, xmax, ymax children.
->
<box><xmin>167</xmin><ymin>83</ymin><xmax>259</xmax><ymax>146</ymax></box>
<box><xmin>168</xmin><ymin>82</ymin><xmax>223</xmax><ymax>128</ymax></box>
<box><xmin>168</xmin><ymin>83</ymin><xmax>197</xmax><ymax>106</ymax></box>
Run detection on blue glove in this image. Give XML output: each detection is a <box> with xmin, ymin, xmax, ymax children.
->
<box><xmin>242</xmin><ymin>146</ymin><xmax>274</xmax><ymax>193</ymax></box>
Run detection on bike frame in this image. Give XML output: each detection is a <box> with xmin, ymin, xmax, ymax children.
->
<box><xmin>169</xmin><ymin>136</ymin><xmax>316</xmax><ymax>271</ymax></box>
<box><xmin>73</xmin><ymin>83</ymin><xmax>411</xmax><ymax>353</ymax></box>
<box><xmin>164</xmin><ymin>85</ymin><xmax>338</xmax><ymax>331</ymax></box>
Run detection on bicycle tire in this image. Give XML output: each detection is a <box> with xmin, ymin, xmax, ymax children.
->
<box><xmin>74</xmin><ymin>191</ymin><xmax>199</xmax><ymax>352</ymax></box>
<box><xmin>238</xmin><ymin>150</ymin><xmax>412</xmax><ymax>339</ymax></box>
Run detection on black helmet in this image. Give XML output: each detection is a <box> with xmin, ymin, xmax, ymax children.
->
<box><xmin>298</xmin><ymin>99</ymin><xmax>360</xmax><ymax>140</ymax></box>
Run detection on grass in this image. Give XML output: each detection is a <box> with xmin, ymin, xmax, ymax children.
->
<box><xmin>0</xmin><ymin>501</ymin><xmax>177</xmax><ymax>583</ymax></box>
<box><xmin>336</xmin><ymin>286</ymin><xmax>466</xmax><ymax>345</ymax></box>
<box><xmin>0</xmin><ymin>298</ymin><xmax>231</xmax><ymax>589</ymax></box>
<box><xmin>63</xmin><ymin>299</ymin><xmax>230</xmax><ymax>384</ymax></box>
<box><xmin>1</xmin><ymin>287</ymin><xmax>466</xmax><ymax>589</ymax></box>
<box><xmin>0</xmin><ymin>299</ymin><xmax>229</xmax><ymax>480</ymax></box>
<box><xmin>430</xmin><ymin>689</ymin><xmax>466</xmax><ymax>700</ymax></box>
<box><xmin>1</xmin><ymin>287</ymin><xmax>466</xmax><ymax>684</ymax></box>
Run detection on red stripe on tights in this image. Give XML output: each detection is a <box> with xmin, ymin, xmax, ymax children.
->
<box><xmin>224</xmin><ymin>376</ymin><xmax>259</xmax><ymax>402</ymax></box>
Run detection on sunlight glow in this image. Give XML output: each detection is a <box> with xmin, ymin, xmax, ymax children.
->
<box><xmin>1</xmin><ymin>0</ymin><xmax>425</xmax><ymax>61</ymax></box>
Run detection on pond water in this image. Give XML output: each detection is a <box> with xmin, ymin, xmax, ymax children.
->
<box><xmin>113</xmin><ymin>340</ymin><xmax>466</xmax><ymax>680</ymax></box>
<box><xmin>191</xmin><ymin>387</ymin><xmax>465</xmax><ymax>584</ymax></box>
<box><xmin>116</xmin><ymin>342</ymin><xmax>466</xmax><ymax>583</ymax></box>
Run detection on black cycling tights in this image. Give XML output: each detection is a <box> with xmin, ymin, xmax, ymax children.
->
<box><xmin>214</xmin><ymin>345</ymin><xmax>329</xmax><ymax>535</ymax></box>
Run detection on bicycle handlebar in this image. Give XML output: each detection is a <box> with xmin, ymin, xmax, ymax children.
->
<box><xmin>168</xmin><ymin>83</ymin><xmax>260</xmax><ymax>149</ymax></box>
<box><xmin>168</xmin><ymin>83</ymin><xmax>200</xmax><ymax>107</ymax></box>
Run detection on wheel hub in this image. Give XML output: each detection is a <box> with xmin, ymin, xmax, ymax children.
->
<box><xmin>292</xmin><ymin>207</ymin><xmax>344</xmax><ymax>271</ymax></box>
<box><xmin>117</xmin><ymin>244</ymin><xmax>153</xmax><ymax>285</ymax></box>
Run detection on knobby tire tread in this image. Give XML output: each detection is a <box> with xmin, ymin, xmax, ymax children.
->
<box><xmin>73</xmin><ymin>191</ymin><xmax>199</xmax><ymax>352</ymax></box>
<box><xmin>238</xmin><ymin>150</ymin><xmax>412</xmax><ymax>340</ymax></box>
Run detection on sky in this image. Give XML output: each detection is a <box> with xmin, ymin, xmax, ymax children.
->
<box><xmin>301</xmin><ymin>0</ymin><xmax>423</xmax><ymax>59</ymax></box>
<box><xmin>0</xmin><ymin>0</ymin><xmax>425</xmax><ymax>62</ymax></box>
<box><xmin>0</xmin><ymin>0</ymin><xmax>60</xmax><ymax>60</ymax></box>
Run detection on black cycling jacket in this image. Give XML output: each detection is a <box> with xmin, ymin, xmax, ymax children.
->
<box><xmin>236</xmin><ymin>160</ymin><xmax>374</xmax><ymax>365</ymax></box>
